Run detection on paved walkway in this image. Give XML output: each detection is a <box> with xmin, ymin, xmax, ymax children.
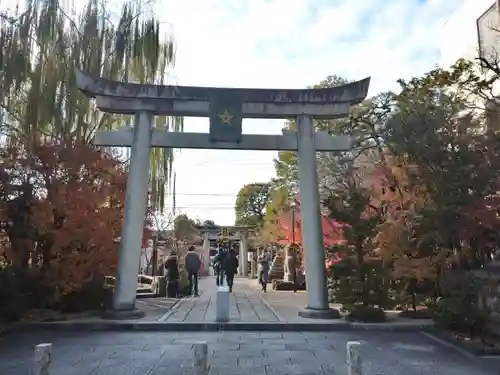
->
<box><xmin>159</xmin><ymin>277</ymin><xmax>280</xmax><ymax>322</ymax></box>
<box><xmin>135</xmin><ymin>298</ymin><xmax>179</xmax><ymax>321</ymax></box>
<box><xmin>245</xmin><ymin>279</ymin><xmax>341</xmax><ymax>322</ymax></box>
<box><xmin>20</xmin><ymin>277</ymin><xmax>431</xmax><ymax>327</ymax></box>
<box><xmin>239</xmin><ymin>278</ymin><xmax>432</xmax><ymax>326</ymax></box>
<box><xmin>0</xmin><ymin>330</ymin><xmax>496</xmax><ymax>374</ymax></box>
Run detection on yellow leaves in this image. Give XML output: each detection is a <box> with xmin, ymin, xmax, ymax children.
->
<box><xmin>392</xmin><ymin>256</ymin><xmax>437</xmax><ymax>281</ymax></box>
<box><xmin>373</xmin><ymin>218</ymin><xmax>412</xmax><ymax>262</ymax></box>
<box><xmin>374</xmin><ymin>154</ymin><xmax>429</xmax><ymax>216</ymax></box>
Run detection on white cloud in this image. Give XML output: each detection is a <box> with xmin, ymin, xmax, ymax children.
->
<box><xmin>2</xmin><ymin>0</ymin><xmax>490</xmax><ymax>225</ymax></box>
<box><xmin>159</xmin><ymin>0</ymin><xmax>475</xmax><ymax>225</ymax></box>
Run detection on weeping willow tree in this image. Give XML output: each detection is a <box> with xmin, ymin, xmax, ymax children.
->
<box><xmin>0</xmin><ymin>0</ymin><xmax>181</xmax><ymax>211</ymax></box>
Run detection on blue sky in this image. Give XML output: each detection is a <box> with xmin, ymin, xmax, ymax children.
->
<box><xmin>159</xmin><ymin>0</ymin><xmax>492</xmax><ymax>225</ymax></box>
<box><xmin>1</xmin><ymin>0</ymin><xmax>494</xmax><ymax>225</ymax></box>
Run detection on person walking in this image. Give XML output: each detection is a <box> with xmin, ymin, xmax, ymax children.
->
<box><xmin>225</xmin><ymin>248</ymin><xmax>239</xmax><ymax>293</ymax></box>
<box><xmin>213</xmin><ymin>246</ymin><xmax>227</xmax><ymax>287</ymax></box>
<box><xmin>184</xmin><ymin>245</ymin><xmax>201</xmax><ymax>296</ymax></box>
<box><xmin>257</xmin><ymin>249</ymin><xmax>270</xmax><ymax>292</ymax></box>
<box><xmin>164</xmin><ymin>250</ymin><xmax>180</xmax><ymax>298</ymax></box>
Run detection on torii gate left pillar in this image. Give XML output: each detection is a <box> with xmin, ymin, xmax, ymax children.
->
<box><xmin>76</xmin><ymin>70</ymin><xmax>370</xmax><ymax>320</ymax></box>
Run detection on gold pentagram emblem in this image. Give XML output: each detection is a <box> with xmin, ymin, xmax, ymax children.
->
<box><xmin>218</xmin><ymin>110</ymin><xmax>233</xmax><ymax>125</ymax></box>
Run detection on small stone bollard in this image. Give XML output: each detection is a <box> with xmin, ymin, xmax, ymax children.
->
<box><xmin>215</xmin><ymin>286</ymin><xmax>229</xmax><ymax>322</ymax></box>
<box><xmin>346</xmin><ymin>341</ymin><xmax>362</xmax><ymax>375</ymax></box>
<box><xmin>193</xmin><ymin>341</ymin><xmax>208</xmax><ymax>375</ymax></box>
<box><xmin>34</xmin><ymin>343</ymin><xmax>52</xmax><ymax>375</ymax></box>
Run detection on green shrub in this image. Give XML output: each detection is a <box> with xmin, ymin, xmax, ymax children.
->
<box><xmin>0</xmin><ymin>267</ymin><xmax>24</xmax><ymax>321</ymax></box>
<box><xmin>55</xmin><ymin>279</ymin><xmax>113</xmax><ymax>313</ymax></box>
<box><xmin>329</xmin><ymin>254</ymin><xmax>392</xmax><ymax>310</ymax></box>
<box><xmin>399</xmin><ymin>308</ymin><xmax>433</xmax><ymax>319</ymax></box>
<box><xmin>0</xmin><ymin>266</ymin><xmax>50</xmax><ymax>322</ymax></box>
<box><xmin>346</xmin><ymin>305</ymin><xmax>387</xmax><ymax>322</ymax></box>
<box><xmin>433</xmin><ymin>271</ymin><xmax>489</xmax><ymax>334</ymax></box>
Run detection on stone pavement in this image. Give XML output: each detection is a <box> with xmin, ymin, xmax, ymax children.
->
<box><xmin>159</xmin><ymin>277</ymin><xmax>280</xmax><ymax>322</ymax></box>
<box><xmin>15</xmin><ymin>277</ymin><xmax>434</xmax><ymax>331</ymax></box>
<box><xmin>0</xmin><ymin>330</ymin><xmax>496</xmax><ymax>375</ymax></box>
<box><xmin>245</xmin><ymin>279</ymin><xmax>434</xmax><ymax>327</ymax></box>
<box><xmin>135</xmin><ymin>298</ymin><xmax>179</xmax><ymax>321</ymax></box>
<box><xmin>245</xmin><ymin>279</ymin><xmax>342</xmax><ymax>322</ymax></box>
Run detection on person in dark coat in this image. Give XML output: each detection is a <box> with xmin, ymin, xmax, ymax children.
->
<box><xmin>213</xmin><ymin>245</ymin><xmax>228</xmax><ymax>287</ymax></box>
<box><xmin>225</xmin><ymin>248</ymin><xmax>239</xmax><ymax>293</ymax></box>
<box><xmin>184</xmin><ymin>245</ymin><xmax>201</xmax><ymax>296</ymax></box>
<box><xmin>164</xmin><ymin>251</ymin><xmax>180</xmax><ymax>298</ymax></box>
<box><xmin>257</xmin><ymin>249</ymin><xmax>270</xmax><ymax>292</ymax></box>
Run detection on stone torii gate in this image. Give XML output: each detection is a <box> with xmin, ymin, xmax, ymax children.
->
<box><xmin>76</xmin><ymin>70</ymin><xmax>370</xmax><ymax>319</ymax></box>
<box><xmin>200</xmin><ymin>225</ymin><xmax>253</xmax><ymax>277</ymax></box>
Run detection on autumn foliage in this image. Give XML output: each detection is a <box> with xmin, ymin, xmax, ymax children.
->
<box><xmin>0</xmin><ymin>139</ymin><xmax>127</xmax><ymax>304</ymax></box>
<box><xmin>259</xmin><ymin>59</ymin><xmax>500</xmax><ymax>328</ymax></box>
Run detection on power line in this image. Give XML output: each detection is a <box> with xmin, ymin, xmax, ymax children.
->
<box><xmin>442</xmin><ymin>0</ymin><xmax>469</xmax><ymax>27</ymax></box>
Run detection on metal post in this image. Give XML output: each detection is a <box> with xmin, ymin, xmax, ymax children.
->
<box><xmin>107</xmin><ymin>111</ymin><xmax>153</xmax><ymax>318</ymax></box>
<box><xmin>296</xmin><ymin>114</ymin><xmax>340</xmax><ymax>319</ymax></box>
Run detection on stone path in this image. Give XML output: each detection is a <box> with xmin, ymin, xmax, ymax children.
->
<box><xmin>160</xmin><ymin>277</ymin><xmax>279</xmax><ymax>322</ymax></box>
<box><xmin>0</xmin><ymin>330</ymin><xmax>496</xmax><ymax>374</ymax></box>
<box><xmin>136</xmin><ymin>298</ymin><xmax>179</xmax><ymax>321</ymax></box>
<box><xmin>245</xmin><ymin>279</ymin><xmax>433</xmax><ymax>326</ymax></box>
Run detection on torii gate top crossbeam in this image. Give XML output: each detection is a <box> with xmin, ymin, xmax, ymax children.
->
<box><xmin>75</xmin><ymin>70</ymin><xmax>370</xmax><ymax>119</ymax></box>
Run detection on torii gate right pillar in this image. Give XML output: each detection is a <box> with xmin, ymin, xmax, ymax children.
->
<box><xmin>296</xmin><ymin>114</ymin><xmax>337</xmax><ymax>318</ymax></box>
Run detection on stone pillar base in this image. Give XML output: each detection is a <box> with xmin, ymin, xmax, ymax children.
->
<box><xmin>101</xmin><ymin>309</ymin><xmax>145</xmax><ymax>320</ymax></box>
<box><xmin>298</xmin><ymin>307</ymin><xmax>341</xmax><ymax>319</ymax></box>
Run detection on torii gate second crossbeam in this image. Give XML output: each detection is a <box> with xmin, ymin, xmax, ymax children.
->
<box><xmin>76</xmin><ymin>69</ymin><xmax>370</xmax><ymax>320</ymax></box>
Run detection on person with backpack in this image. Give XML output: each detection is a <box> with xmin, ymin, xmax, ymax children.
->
<box><xmin>164</xmin><ymin>250</ymin><xmax>180</xmax><ymax>297</ymax></box>
<box><xmin>184</xmin><ymin>245</ymin><xmax>201</xmax><ymax>296</ymax></box>
<box><xmin>213</xmin><ymin>246</ymin><xmax>227</xmax><ymax>287</ymax></box>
